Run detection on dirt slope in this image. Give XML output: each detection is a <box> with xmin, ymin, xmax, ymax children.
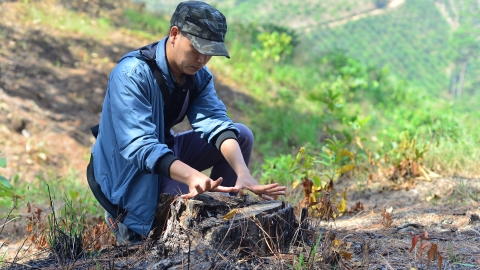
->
<box><xmin>0</xmin><ymin>1</ymin><xmax>250</xmax><ymax>185</ymax></box>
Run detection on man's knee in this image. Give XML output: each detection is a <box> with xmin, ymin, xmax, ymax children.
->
<box><xmin>235</xmin><ymin>123</ymin><xmax>254</xmax><ymax>146</ymax></box>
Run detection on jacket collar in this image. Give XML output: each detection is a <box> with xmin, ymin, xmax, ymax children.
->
<box><xmin>155</xmin><ymin>37</ymin><xmax>176</xmax><ymax>89</ymax></box>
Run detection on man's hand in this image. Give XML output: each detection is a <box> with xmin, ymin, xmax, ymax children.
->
<box><xmin>232</xmin><ymin>173</ymin><xmax>286</xmax><ymax>200</ymax></box>
<box><xmin>181</xmin><ymin>176</ymin><xmax>235</xmax><ymax>199</ymax></box>
<box><xmin>169</xmin><ymin>160</ymin><xmax>235</xmax><ymax>199</ymax></box>
<box><xmin>219</xmin><ymin>138</ymin><xmax>286</xmax><ymax>200</ymax></box>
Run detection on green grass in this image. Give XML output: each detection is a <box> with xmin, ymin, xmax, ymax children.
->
<box><xmin>0</xmin><ymin>168</ymin><xmax>103</xmax><ymax>220</ymax></box>
<box><xmin>27</xmin><ymin>4</ymin><xmax>112</xmax><ymax>37</ymax></box>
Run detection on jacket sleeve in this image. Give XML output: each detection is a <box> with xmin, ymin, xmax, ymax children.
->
<box><xmin>187</xmin><ymin>69</ymin><xmax>239</xmax><ymax>149</ymax></box>
<box><xmin>108</xmin><ymin>62</ymin><xmax>174</xmax><ymax>174</ymax></box>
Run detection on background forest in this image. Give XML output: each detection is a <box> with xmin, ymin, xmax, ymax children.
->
<box><xmin>136</xmin><ymin>0</ymin><xmax>480</xmax><ymax>176</ymax></box>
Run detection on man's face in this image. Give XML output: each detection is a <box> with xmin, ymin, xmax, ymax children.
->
<box><xmin>169</xmin><ymin>27</ymin><xmax>213</xmax><ymax>76</ymax></box>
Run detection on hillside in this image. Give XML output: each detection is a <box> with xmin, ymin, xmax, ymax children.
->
<box><xmin>0</xmin><ymin>1</ymin><xmax>480</xmax><ymax>269</ymax></box>
<box><xmin>138</xmin><ymin>0</ymin><xmax>383</xmax><ymax>29</ymax></box>
<box><xmin>140</xmin><ymin>0</ymin><xmax>480</xmax><ymax>94</ymax></box>
<box><xmin>303</xmin><ymin>0</ymin><xmax>451</xmax><ymax>92</ymax></box>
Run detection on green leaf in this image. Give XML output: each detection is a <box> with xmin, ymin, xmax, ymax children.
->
<box><xmin>314</xmin><ymin>160</ymin><xmax>331</xmax><ymax>167</ymax></box>
<box><xmin>312</xmin><ymin>175</ymin><xmax>321</xmax><ymax>187</ymax></box>
<box><xmin>0</xmin><ymin>157</ymin><xmax>6</xmax><ymax>168</ymax></box>
<box><xmin>0</xmin><ymin>176</ymin><xmax>11</xmax><ymax>188</ymax></box>
<box><xmin>0</xmin><ymin>176</ymin><xmax>13</xmax><ymax>197</ymax></box>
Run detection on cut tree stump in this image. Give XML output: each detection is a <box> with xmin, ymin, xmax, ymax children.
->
<box><xmin>153</xmin><ymin>192</ymin><xmax>299</xmax><ymax>256</ymax></box>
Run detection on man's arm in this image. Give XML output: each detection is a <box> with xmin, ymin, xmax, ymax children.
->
<box><xmin>219</xmin><ymin>139</ymin><xmax>286</xmax><ymax>199</ymax></box>
<box><xmin>168</xmin><ymin>138</ymin><xmax>286</xmax><ymax>199</ymax></box>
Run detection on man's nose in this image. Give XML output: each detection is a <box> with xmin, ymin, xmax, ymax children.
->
<box><xmin>197</xmin><ymin>54</ymin><xmax>207</xmax><ymax>63</ymax></box>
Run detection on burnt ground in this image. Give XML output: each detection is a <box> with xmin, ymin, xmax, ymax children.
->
<box><xmin>0</xmin><ymin>1</ymin><xmax>480</xmax><ymax>269</ymax></box>
<box><xmin>1</xmin><ymin>176</ymin><xmax>480</xmax><ymax>269</ymax></box>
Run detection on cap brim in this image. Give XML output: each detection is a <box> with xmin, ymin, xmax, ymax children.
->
<box><xmin>186</xmin><ymin>33</ymin><xmax>230</xmax><ymax>59</ymax></box>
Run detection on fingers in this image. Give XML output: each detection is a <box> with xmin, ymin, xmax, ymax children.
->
<box><xmin>259</xmin><ymin>194</ymin><xmax>274</xmax><ymax>200</ymax></box>
<box><xmin>211</xmin><ymin>186</ymin><xmax>235</xmax><ymax>193</ymax></box>
<box><xmin>210</xmin><ymin>177</ymin><xmax>223</xmax><ymax>189</ymax></box>
<box><xmin>183</xmin><ymin>177</ymin><xmax>228</xmax><ymax>199</ymax></box>
<box><xmin>250</xmin><ymin>184</ymin><xmax>286</xmax><ymax>196</ymax></box>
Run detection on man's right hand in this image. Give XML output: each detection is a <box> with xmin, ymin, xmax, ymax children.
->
<box><xmin>182</xmin><ymin>176</ymin><xmax>235</xmax><ymax>199</ymax></box>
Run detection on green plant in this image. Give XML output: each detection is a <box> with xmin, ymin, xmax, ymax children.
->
<box><xmin>380</xmin><ymin>131</ymin><xmax>431</xmax><ymax>182</ymax></box>
<box><xmin>46</xmin><ymin>186</ymin><xmax>86</xmax><ymax>263</ymax></box>
<box><xmin>0</xmin><ymin>153</ymin><xmax>14</xmax><ymax>199</ymax></box>
<box><xmin>260</xmin><ymin>154</ymin><xmax>295</xmax><ymax>186</ymax></box>
<box><xmin>251</xmin><ymin>30</ymin><xmax>293</xmax><ymax>62</ymax></box>
<box><xmin>289</xmin><ymin>138</ymin><xmax>355</xmax><ymax>216</ymax></box>
<box><xmin>295</xmin><ymin>233</ymin><xmax>322</xmax><ymax>269</ymax></box>
<box><xmin>446</xmin><ymin>243</ymin><xmax>463</xmax><ymax>264</ymax></box>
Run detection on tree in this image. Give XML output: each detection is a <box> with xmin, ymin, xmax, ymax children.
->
<box><xmin>448</xmin><ymin>0</ymin><xmax>480</xmax><ymax>98</ymax></box>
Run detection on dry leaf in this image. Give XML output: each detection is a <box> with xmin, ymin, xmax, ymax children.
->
<box><xmin>350</xmin><ymin>201</ymin><xmax>364</xmax><ymax>213</ymax></box>
<box><xmin>381</xmin><ymin>207</ymin><xmax>393</xmax><ymax>228</ymax></box>
<box><xmin>410</xmin><ymin>235</ymin><xmax>419</xmax><ymax>252</ymax></box>
<box><xmin>223</xmin><ymin>209</ymin><xmax>239</xmax><ymax>220</ymax></box>
<box><xmin>427</xmin><ymin>243</ymin><xmax>438</xmax><ymax>267</ymax></box>
<box><xmin>33</xmin><ymin>205</ymin><xmax>43</xmax><ymax>218</ymax></box>
<box><xmin>339</xmin><ymin>164</ymin><xmax>355</xmax><ymax>174</ymax></box>
<box><xmin>26</xmin><ymin>223</ymin><xmax>33</xmax><ymax>233</ymax></box>
<box><xmin>421</xmin><ymin>241</ymin><xmax>431</xmax><ymax>250</ymax></box>
<box><xmin>422</xmin><ymin>231</ymin><xmax>429</xmax><ymax>240</ymax></box>
<box><xmin>341</xmin><ymin>251</ymin><xmax>352</xmax><ymax>260</ymax></box>
<box><xmin>438</xmin><ymin>253</ymin><xmax>443</xmax><ymax>270</ymax></box>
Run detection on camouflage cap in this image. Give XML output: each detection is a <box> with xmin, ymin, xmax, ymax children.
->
<box><xmin>171</xmin><ymin>1</ymin><xmax>230</xmax><ymax>58</ymax></box>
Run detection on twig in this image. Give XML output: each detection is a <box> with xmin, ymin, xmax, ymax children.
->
<box><xmin>210</xmin><ymin>216</ymin><xmax>236</xmax><ymax>269</ymax></box>
<box><xmin>187</xmin><ymin>229</ymin><xmax>191</xmax><ymax>270</ymax></box>
<box><xmin>12</xmin><ymin>237</ymin><xmax>29</xmax><ymax>266</ymax></box>
<box><xmin>379</xmin><ymin>254</ymin><xmax>394</xmax><ymax>270</ymax></box>
<box><xmin>0</xmin><ymin>260</ymin><xmax>37</xmax><ymax>269</ymax></box>
<box><xmin>0</xmin><ymin>204</ymin><xmax>17</xmax><ymax>236</ymax></box>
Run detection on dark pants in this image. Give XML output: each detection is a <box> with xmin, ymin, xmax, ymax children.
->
<box><xmin>160</xmin><ymin>123</ymin><xmax>254</xmax><ymax>195</ymax></box>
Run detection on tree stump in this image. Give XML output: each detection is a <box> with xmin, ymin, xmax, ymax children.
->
<box><xmin>154</xmin><ymin>192</ymin><xmax>298</xmax><ymax>256</ymax></box>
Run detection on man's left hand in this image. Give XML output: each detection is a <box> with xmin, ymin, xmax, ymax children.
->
<box><xmin>232</xmin><ymin>173</ymin><xmax>286</xmax><ymax>200</ymax></box>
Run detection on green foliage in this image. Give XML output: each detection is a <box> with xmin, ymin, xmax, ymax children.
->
<box><xmin>251</xmin><ymin>31</ymin><xmax>293</xmax><ymax>62</ymax></box>
<box><xmin>295</xmin><ymin>233</ymin><xmax>323</xmax><ymax>269</ymax></box>
<box><xmin>27</xmin><ymin>4</ymin><xmax>111</xmax><ymax>37</ymax></box>
<box><xmin>290</xmin><ymin>139</ymin><xmax>356</xmax><ymax>190</ymax></box>
<box><xmin>384</xmin><ymin>131</ymin><xmax>430</xmax><ymax>167</ymax></box>
<box><xmin>260</xmin><ymin>154</ymin><xmax>295</xmax><ymax>185</ymax></box>
<box><xmin>301</xmin><ymin>0</ymin><xmax>451</xmax><ymax>92</ymax></box>
<box><xmin>0</xmin><ymin>169</ymin><xmax>103</xmax><ymax>218</ymax></box>
<box><xmin>0</xmin><ymin>153</ymin><xmax>14</xmax><ymax>199</ymax></box>
<box><xmin>121</xmin><ymin>8</ymin><xmax>169</xmax><ymax>35</ymax></box>
<box><xmin>147</xmin><ymin>0</ymin><xmax>379</xmax><ymax>28</ymax></box>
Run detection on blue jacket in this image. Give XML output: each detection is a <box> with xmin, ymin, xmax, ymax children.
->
<box><xmin>91</xmin><ymin>37</ymin><xmax>239</xmax><ymax>236</ymax></box>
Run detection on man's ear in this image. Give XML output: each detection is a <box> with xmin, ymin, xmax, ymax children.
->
<box><xmin>169</xmin><ymin>26</ymin><xmax>180</xmax><ymax>44</ymax></box>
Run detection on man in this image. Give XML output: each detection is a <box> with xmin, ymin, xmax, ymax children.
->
<box><xmin>87</xmin><ymin>1</ymin><xmax>286</xmax><ymax>245</ymax></box>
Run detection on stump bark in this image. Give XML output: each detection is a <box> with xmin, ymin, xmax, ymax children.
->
<box><xmin>153</xmin><ymin>192</ymin><xmax>298</xmax><ymax>256</ymax></box>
